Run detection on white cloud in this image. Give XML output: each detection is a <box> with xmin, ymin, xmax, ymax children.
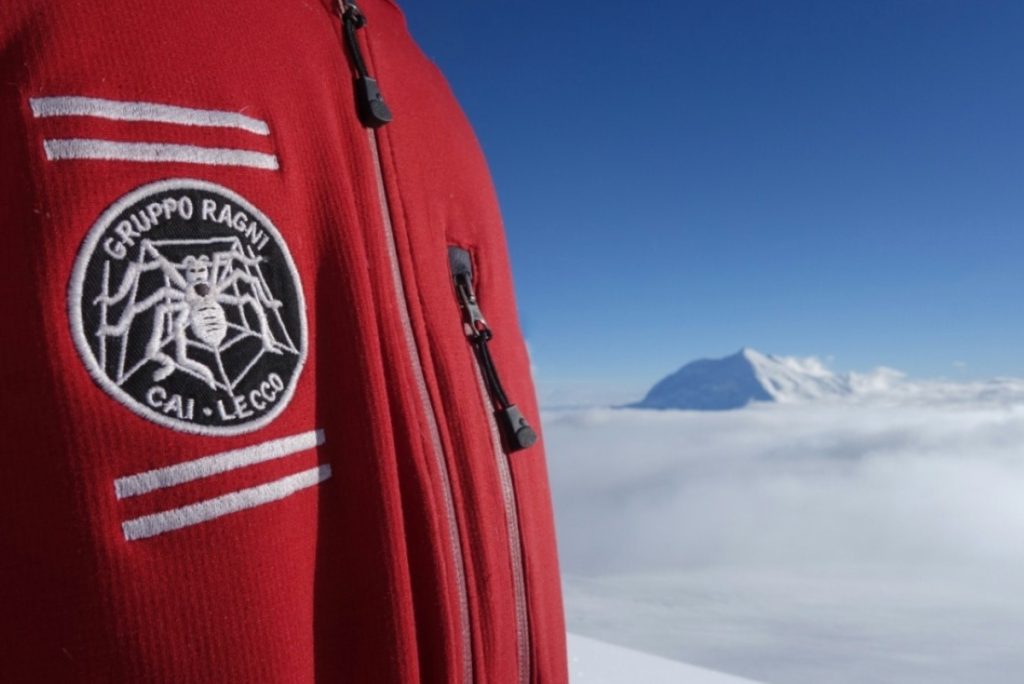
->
<box><xmin>546</xmin><ymin>391</ymin><xmax>1024</xmax><ymax>683</ymax></box>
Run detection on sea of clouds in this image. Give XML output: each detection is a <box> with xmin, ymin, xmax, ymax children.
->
<box><xmin>545</xmin><ymin>374</ymin><xmax>1024</xmax><ymax>683</ymax></box>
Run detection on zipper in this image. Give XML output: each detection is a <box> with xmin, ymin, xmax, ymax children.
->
<box><xmin>336</xmin><ymin>3</ymin><xmax>473</xmax><ymax>682</ymax></box>
<box><xmin>449</xmin><ymin>248</ymin><xmax>537</xmax><ymax>452</ymax></box>
<box><xmin>449</xmin><ymin>246</ymin><xmax>534</xmax><ymax>684</ymax></box>
<box><xmin>340</xmin><ymin>0</ymin><xmax>393</xmax><ymax>127</ymax></box>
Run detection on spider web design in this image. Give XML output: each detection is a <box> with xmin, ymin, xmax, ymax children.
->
<box><xmin>94</xmin><ymin>237</ymin><xmax>300</xmax><ymax>393</ymax></box>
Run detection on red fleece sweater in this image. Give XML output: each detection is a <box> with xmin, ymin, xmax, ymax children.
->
<box><xmin>0</xmin><ymin>1</ymin><xmax>567</xmax><ymax>681</ymax></box>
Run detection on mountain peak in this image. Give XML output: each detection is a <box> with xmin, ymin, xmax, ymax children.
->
<box><xmin>629</xmin><ymin>348</ymin><xmax>852</xmax><ymax>410</ymax></box>
<box><xmin>737</xmin><ymin>346</ymin><xmax>766</xmax><ymax>361</ymax></box>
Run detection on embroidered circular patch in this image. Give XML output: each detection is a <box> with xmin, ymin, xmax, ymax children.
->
<box><xmin>69</xmin><ymin>179</ymin><xmax>308</xmax><ymax>436</ymax></box>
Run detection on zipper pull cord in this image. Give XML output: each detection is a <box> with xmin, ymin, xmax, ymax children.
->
<box><xmin>339</xmin><ymin>0</ymin><xmax>393</xmax><ymax>127</ymax></box>
<box><xmin>455</xmin><ymin>274</ymin><xmax>509</xmax><ymax>407</ymax></box>
<box><xmin>455</xmin><ymin>273</ymin><xmax>538</xmax><ymax>452</ymax></box>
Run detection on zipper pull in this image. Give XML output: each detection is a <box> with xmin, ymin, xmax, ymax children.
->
<box><xmin>496</xmin><ymin>404</ymin><xmax>537</xmax><ymax>453</ymax></box>
<box><xmin>339</xmin><ymin>0</ymin><xmax>393</xmax><ymax>127</ymax></box>
<box><xmin>454</xmin><ymin>272</ymin><xmax>490</xmax><ymax>339</ymax></box>
<box><xmin>449</xmin><ymin>248</ymin><xmax>538</xmax><ymax>452</ymax></box>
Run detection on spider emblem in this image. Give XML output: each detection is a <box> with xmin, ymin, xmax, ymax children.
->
<box><xmin>69</xmin><ymin>180</ymin><xmax>308</xmax><ymax>435</ymax></box>
<box><xmin>94</xmin><ymin>243</ymin><xmax>286</xmax><ymax>390</ymax></box>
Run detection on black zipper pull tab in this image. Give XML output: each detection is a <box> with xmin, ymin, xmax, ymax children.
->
<box><xmin>449</xmin><ymin>247</ymin><xmax>538</xmax><ymax>453</ymax></box>
<box><xmin>339</xmin><ymin>0</ymin><xmax>393</xmax><ymax>127</ymax></box>
<box><xmin>496</xmin><ymin>404</ymin><xmax>538</xmax><ymax>452</ymax></box>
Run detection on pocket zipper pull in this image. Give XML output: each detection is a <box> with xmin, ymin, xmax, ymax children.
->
<box><xmin>340</xmin><ymin>0</ymin><xmax>393</xmax><ymax>127</ymax></box>
<box><xmin>496</xmin><ymin>404</ymin><xmax>537</xmax><ymax>453</ymax></box>
<box><xmin>449</xmin><ymin>248</ymin><xmax>538</xmax><ymax>453</ymax></box>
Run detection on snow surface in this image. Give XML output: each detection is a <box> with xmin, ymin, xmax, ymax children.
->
<box><xmin>568</xmin><ymin>633</ymin><xmax>760</xmax><ymax>683</ymax></box>
<box><xmin>630</xmin><ymin>347</ymin><xmax>904</xmax><ymax>410</ymax></box>
<box><xmin>547</xmin><ymin>378</ymin><xmax>1024</xmax><ymax>684</ymax></box>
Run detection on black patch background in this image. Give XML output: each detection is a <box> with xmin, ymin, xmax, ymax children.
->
<box><xmin>78</xmin><ymin>186</ymin><xmax>304</xmax><ymax>431</ymax></box>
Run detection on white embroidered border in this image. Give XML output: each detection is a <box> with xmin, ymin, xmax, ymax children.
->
<box><xmin>121</xmin><ymin>464</ymin><xmax>332</xmax><ymax>541</ymax></box>
<box><xmin>67</xmin><ymin>179</ymin><xmax>309</xmax><ymax>437</ymax></box>
<box><xmin>43</xmin><ymin>139</ymin><xmax>279</xmax><ymax>170</ymax></box>
<box><xmin>30</xmin><ymin>96</ymin><xmax>270</xmax><ymax>135</ymax></box>
<box><xmin>115</xmin><ymin>429</ymin><xmax>325</xmax><ymax>499</ymax></box>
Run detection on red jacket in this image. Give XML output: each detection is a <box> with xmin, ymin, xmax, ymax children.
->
<box><xmin>0</xmin><ymin>1</ymin><xmax>567</xmax><ymax>681</ymax></box>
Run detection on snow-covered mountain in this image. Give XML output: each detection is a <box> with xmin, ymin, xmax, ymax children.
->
<box><xmin>630</xmin><ymin>347</ymin><xmax>856</xmax><ymax>410</ymax></box>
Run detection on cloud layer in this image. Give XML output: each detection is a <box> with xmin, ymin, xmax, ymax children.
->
<box><xmin>546</xmin><ymin>393</ymin><xmax>1024</xmax><ymax>683</ymax></box>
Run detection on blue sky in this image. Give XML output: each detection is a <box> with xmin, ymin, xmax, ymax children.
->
<box><xmin>403</xmin><ymin>1</ymin><xmax>1024</xmax><ymax>394</ymax></box>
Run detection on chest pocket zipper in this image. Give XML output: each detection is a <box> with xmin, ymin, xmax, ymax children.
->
<box><xmin>449</xmin><ymin>245</ymin><xmax>535</xmax><ymax>683</ymax></box>
<box><xmin>448</xmin><ymin>247</ymin><xmax>537</xmax><ymax>452</ymax></box>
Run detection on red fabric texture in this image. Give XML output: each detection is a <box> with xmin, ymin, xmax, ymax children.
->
<box><xmin>0</xmin><ymin>1</ymin><xmax>567</xmax><ymax>681</ymax></box>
